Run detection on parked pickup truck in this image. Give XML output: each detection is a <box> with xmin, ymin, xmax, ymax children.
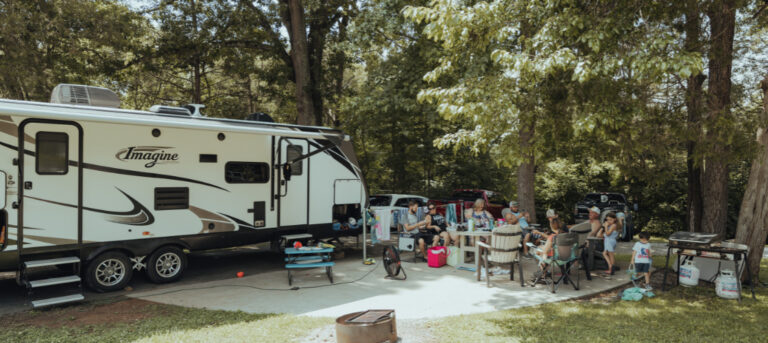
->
<box><xmin>432</xmin><ymin>189</ymin><xmax>508</xmax><ymax>221</ymax></box>
<box><xmin>574</xmin><ymin>192</ymin><xmax>636</xmax><ymax>241</ymax></box>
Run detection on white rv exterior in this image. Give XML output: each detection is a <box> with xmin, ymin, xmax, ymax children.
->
<box><xmin>0</xmin><ymin>97</ymin><xmax>367</xmax><ymax>292</ymax></box>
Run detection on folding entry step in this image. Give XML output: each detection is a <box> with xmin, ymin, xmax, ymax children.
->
<box><xmin>31</xmin><ymin>294</ymin><xmax>85</xmax><ymax>308</ymax></box>
<box><xmin>23</xmin><ymin>257</ymin><xmax>81</xmax><ymax>269</ymax></box>
<box><xmin>28</xmin><ymin>275</ymin><xmax>81</xmax><ymax>289</ymax></box>
<box><xmin>20</xmin><ymin>252</ymin><xmax>84</xmax><ymax>309</ymax></box>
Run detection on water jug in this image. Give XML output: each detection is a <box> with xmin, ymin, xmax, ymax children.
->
<box><xmin>715</xmin><ymin>269</ymin><xmax>740</xmax><ymax>299</ymax></box>
<box><xmin>679</xmin><ymin>260</ymin><xmax>700</xmax><ymax>287</ymax></box>
<box><xmin>467</xmin><ymin>219</ymin><xmax>475</xmax><ymax>232</ymax></box>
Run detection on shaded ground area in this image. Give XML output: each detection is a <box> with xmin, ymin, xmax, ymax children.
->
<box><xmin>8</xmin><ymin>298</ymin><xmax>158</xmax><ymax>328</ymax></box>
<box><xmin>1</xmin><ymin>260</ymin><xmax>764</xmax><ymax>343</ymax></box>
<box><xmin>0</xmin><ymin>243</ymin><xmax>281</xmax><ymax>315</ymax></box>
<box><xmin>128</xmin><ymin>243</ymin><xmax>637</xmax><ymax>319</ymax></box>
<box><xmin>0</xmin><ymin>297</ymin><xmax>325</xmax><ymax>343</ymax></box>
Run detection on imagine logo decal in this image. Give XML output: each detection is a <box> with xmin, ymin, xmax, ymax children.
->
<box><xmin>116</xmin><ymin>146</ymin><xmax>179</xmax><ymax>168</ymax></box>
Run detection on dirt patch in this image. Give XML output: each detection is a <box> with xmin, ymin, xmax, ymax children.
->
<box><xmin>571</xmin><ymin>268</ymin><xmax>676</xmax><ymax>304</ymax></box>
<box><xmin>6</xmin><ymin>298</ymin><xmax>165</xmax><ymax>328</ymax></box>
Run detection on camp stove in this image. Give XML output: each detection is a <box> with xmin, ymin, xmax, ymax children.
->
<box><xmin>668</xmin><ymin>231</ymin><xmax>720</xmax><ymax>248</ymax></box>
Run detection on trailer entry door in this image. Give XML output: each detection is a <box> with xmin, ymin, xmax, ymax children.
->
<box><xmin>19</xmin><ymin>122</ymin><xmax>81</xmax><ymax>251</ymax></box>
<box><xmin>278</xmin><ymin>139</ymin><xmax>309</xmax><ymax>229</ymax></box>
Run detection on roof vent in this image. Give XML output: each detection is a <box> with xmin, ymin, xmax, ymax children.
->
<box><xmin>182</xmin><ymin>104</ymin><xmax>205</xmax><ymax>117</ymax></box>
<box><xmin>50</xmin><ymin>84</ymin><xmax>120</xmax><ymax>108</ymax></box>
<box><xmin>149</xmin><ymin>105</ymin><xmax>191</xmax><ymax>116</ymax></box>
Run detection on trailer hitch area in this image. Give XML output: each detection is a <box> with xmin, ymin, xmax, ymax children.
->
<box><xmin>130</xmin><ymin>256</ymin><xmax>147</xmax><ymax>271</ymax></box>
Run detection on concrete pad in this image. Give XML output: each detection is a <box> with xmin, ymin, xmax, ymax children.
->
<box><xmin>130</xmin><ymin>253</ymin><xmax>632</xmax><ymax>319</ymax></box>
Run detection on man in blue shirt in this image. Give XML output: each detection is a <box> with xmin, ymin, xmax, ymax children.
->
<box><xmin>502</xmin><ymin>201</ymin><xmax>529</xmax><ymax>229</ymax></box>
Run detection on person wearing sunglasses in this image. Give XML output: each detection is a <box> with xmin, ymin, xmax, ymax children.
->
<box><xmin>425</xmin><ymin>203</ymin><xmax>457</xmax><ymax>247</ymax></box>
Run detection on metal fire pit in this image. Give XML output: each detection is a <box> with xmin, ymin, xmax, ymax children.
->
<box><xmin>336</xmin><ymin>310</ymin><xmax>397</xmax><ymax>343</ymax></box>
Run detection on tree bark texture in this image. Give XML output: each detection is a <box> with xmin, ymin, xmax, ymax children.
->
<box><xmin>685</xmin><ymin>0</ymin><xmax>705</xmax><ymax>232</ymax></box>
<box><xmin>308</xmin><ymin>22</ymin><xmax>327</xmax><ymax>126</ymax></box>
<box><xmin>734</xmin><ymin>76</ymin><xmax>768</xmax><ymax>282</ymax></box>
<box><xmin>283</xmin><ymin>0</ymin><xmax>316</xmax><ymax>125</ymax></box>
<box><xmin>517</xmin><ymin>119</ymin><xmax>536</xmax><ymax>224</ymax></box>
<box><xmin>701</xmin><ymin>0</ymin><xmax>735</xmax><ymax>236</ymax></box>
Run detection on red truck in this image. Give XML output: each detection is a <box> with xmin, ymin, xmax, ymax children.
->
<box><xmin>432</xmin><ymin>189</ymin><xmax>508</xmax><ymax>221</ymax></box>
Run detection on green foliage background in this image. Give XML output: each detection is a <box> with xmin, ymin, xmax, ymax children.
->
<box><xmin>0</xmin><ymin>0</ymin><xmax>765</xmax><ymax>237</ymax></box>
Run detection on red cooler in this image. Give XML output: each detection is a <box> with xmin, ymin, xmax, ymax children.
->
<box><xmin>428</xmin><ymin>247</ymin><xmax>447</xmax><ymax>268</ymax></box>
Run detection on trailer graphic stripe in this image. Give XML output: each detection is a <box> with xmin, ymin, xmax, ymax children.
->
<box><xmin>24</xmin><ymin>188</ymin><xmax>155</xmax><ymax>226</ymax></box>
<box><xmin>0</xmin><ymin>140</ymin><xmax>228</xmax><ymax>191</ymax></box>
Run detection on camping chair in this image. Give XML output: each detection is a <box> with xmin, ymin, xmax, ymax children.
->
<box><xmin>569</xmin><ymin>221</ymin><xmax>593</xmax><ymax>281</ymax></box>
<box><xmin>529</xmin><ymin>232</ymin><xmax>580</xmax><ymax>293</ymax></box>
<box><xmin>476</xmin><ymin>224</ymin><xmax>524</xmax><ymax>287</ymax></box>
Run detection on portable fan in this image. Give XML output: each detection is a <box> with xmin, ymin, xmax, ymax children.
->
<box><xmin>382</xmin><ymin>245</ymin><xmax>407</xmax><ymax>280</ymax></box>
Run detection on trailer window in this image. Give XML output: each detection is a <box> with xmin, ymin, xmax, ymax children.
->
<box><xmin>36</xmin><ymin>132</ymin><xmax>68</xmax><ymax>175</ymax></box>
<box><xmin>225</xmin><ymin>162</ymin><xmax>269</xmax><ymax>183</ymax></box>
<box><xmin>286</xmin><ymin>145</ymin><xmax>303</xmax><ymax>175</ymax></box>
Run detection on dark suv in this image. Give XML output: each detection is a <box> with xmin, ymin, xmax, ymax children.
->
<box><xmin>574</xmin><ymin>192</ymin><xmax>636</xmax><ymax>241</ymax></box>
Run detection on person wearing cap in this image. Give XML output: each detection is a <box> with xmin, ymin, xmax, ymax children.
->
<box><xmin>587</xmin><ymin>206</ymin><xmax>603</xmax><ymax>238</ymax></box>
<box><xmin>545</xmin><ymin>209</ymin><xmax>567</xmax><ymax>232</ymax></box>
<box><xmin>501</xmin><ymin>201</ymin><xmax>529</xmax><ymax>229</ymax></box>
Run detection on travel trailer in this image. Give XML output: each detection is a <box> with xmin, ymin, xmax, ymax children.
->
<box><xmin>0</xmin><ymin>84</ymin><xmax>367</xmax><ymax>307</ymax></box>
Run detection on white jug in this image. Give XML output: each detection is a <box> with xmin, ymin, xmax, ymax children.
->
<box><xmin>679</xmin><ymin>260</ymin><xmax>700</xmax><ymax>287</ymax></box>
<box><xmin>715</xmin><ymin>269</ymin><xmax>740</xmax><ymax>299</ymax></box>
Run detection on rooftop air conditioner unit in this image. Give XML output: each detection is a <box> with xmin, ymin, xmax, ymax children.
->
<box><xmin>149</xmin><ymin>105</ymin><xmax>192</xmax><ymax>116</ymax></box>
<box><xmin>50</xmin><ymin>84</ymin><xmax>121</xmax><ymax>108</ymax></box>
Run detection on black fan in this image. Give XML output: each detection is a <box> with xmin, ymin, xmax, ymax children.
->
<box><xmin>382</xmin><ymin>245</ymin><xmax>406</xmax><ymax>280</ymax></box>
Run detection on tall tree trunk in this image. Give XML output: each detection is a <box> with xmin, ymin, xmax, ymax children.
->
<box><xmin>685</xmin><ymin>0</ymin><xmax>705</xmax><ymax>232</ymax></box>
<box><xmin>735</xmin><ymin>75</ymin><xmax>768</xmax><ymax>282</ymax></box>
<box><xmin>701</xmin><ymin>0</ymin><xmax>735</xmax><ymax>236</ymax></box>
<box><xmin>282</xmin><ymin>0</ymin><xmax>315</xmax><ymax>125</ymax></box>
<box><xmin>518</xmin><ymin>119</ymin><xmax>536</xmax><ymax>224</ymax></box>
<box><xmin>308</xmin><ymin>24</ymin><xmax>325</xmax><ymax>126</ymax></box>
<box><xmin>193</xmin><ymin>59</ymin><xmax>202</xmax><ymax>104</ymax></box>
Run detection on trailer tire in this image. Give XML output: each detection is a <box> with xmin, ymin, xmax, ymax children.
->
<box><xmin>146</xmin><ymin>246</ymin><xmax>187</xmax><ymax>284</ymax></box>
<box><xmin>86</xmin><ymin>251</ymin><xmax>133</xmax><ymax>293</ymax></box>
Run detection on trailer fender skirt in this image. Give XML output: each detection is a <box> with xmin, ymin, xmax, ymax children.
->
<box><xmin>85</xmin><ymin>239</ymin><xmax>191</xmax><ymax>262</ymax></box>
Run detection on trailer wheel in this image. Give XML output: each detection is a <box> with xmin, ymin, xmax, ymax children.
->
<box><xmin>146</xmin><ymin>246</ymin><xmax>187</xmax><ymax>284</ymax></box>
<box><xmin>86</xmin><ymin>251</ymin><xmax>133</xmax><ymax>293</ymax></box>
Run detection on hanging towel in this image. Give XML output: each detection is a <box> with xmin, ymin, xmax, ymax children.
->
<box><xmin>393</xmin><ymin>208</ymin><xmax>409</xmax><ymax>226</ymax></box>
<box><xmin>373</xmin><ymin>209</ymin><xmax>391</xmax><ymax>241</ymax></box>
<box><xmin>445</xmin><ymin>203</ymin><xmax>458</xmax><ymax>225</ymax></box>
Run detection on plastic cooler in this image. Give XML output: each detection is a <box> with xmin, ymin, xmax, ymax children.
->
<box><xmin>428</xmin><ymin>247</ymin><xmax>447</xmax><ymax>268</ymax></box>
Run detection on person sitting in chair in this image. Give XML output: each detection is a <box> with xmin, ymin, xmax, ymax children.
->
<box><xmin>404</xmin><ymin>200</ymin><xmax>438</xmax><ymax>260</ymax></box>
<box><xmin>502</xmin><ymin>201</ymin><xmax>529</xmax><ymax>230</ymax></box>
<box><xmin>464</xmin><ymin>198</ymin><xmax>494</xmax><ymax>229</ymax></box>
<box><xmin>425</xmin><ymin>203</ymin><xmax>457</xmax><ymax>247</ymax></box>
<box><xmin>535</xmin><ymin>218</ymin><xmax>563</xmax><ymax>262</ymax></box>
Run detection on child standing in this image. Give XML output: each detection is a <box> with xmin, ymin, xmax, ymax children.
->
<box><xmin>631</xmin><ymin>232</ymin><xmax>653</xmax><ymax>290</ymax></box>
<box><xmin>601</xmin><ymin>212</ymin><xmax>620</xmax><ymax>278</ymax></box>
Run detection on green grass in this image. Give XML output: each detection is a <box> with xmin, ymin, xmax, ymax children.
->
<box><xmin>2</xmin><ymin>302</ymin><xmax>328</xmax><ymax>343</ymax></box>
<box><xmin>631</xmin><ymin>234</ymin><xmax>667</xmax><ymax>243</ymax></box>
<box><xmin>429</xmin><ymin>260</ymin><xmax>768</xmax><ymax>343</ymax></box>
<box><xmin>4</xmin><ymin>257</ymin><xmax>765</xmax><ymax>343</ymax></box>
<box><xmin>615</xmin><ymin>253</ymin><xmax>667</xmax><ymax>269</ymax></box>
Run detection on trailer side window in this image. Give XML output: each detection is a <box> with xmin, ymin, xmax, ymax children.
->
<box><xmin>36</xmin><ymin>132</ymin><xmax>69</xmax><ymax>175</ymax></box>
<box><xmin>225</xmin><ymin>162</ymin><xmax>269</xmax><ymax>183</ymax></box>
<box><xmin>286</xmin><ymin>145</ymin><xmax>303</xmax><ymax>175</ymax></box>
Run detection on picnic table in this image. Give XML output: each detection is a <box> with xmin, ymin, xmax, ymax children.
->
<box><xmin>457</xmin><ymin>230</ymin><xmax>492</xmax><ymax>270</ymax></box>
<box><xmin>284</xmin><ymin>247</ymin><xmax>335</xmax><ymax>286</ymax></box>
